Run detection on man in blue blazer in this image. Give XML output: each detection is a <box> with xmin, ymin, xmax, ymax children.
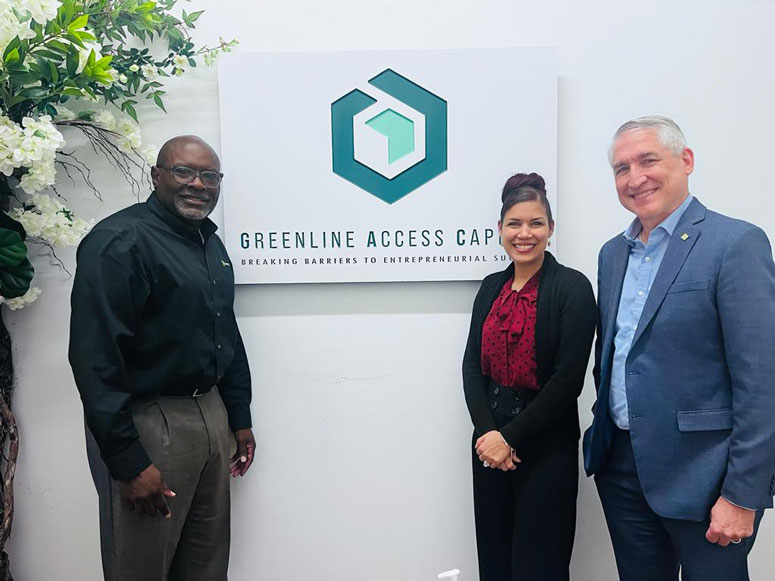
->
<box><xmin>583</xmin><ymin>116</ymin><xmax>775</xmax><ymax>580</ymax></box>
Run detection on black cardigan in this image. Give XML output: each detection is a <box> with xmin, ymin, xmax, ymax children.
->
<box><xmin>462</xmin><ymin>252</ymin><xmax>597</xmax><ymax>448</ymax></box>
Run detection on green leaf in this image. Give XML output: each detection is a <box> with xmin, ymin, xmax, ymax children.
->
<box><xmin>46</xmin><ymin>40</ymin><xmax>70</xmax><ymax>54</ymax></box>
<box><xmin>49</xmin><ymin>60</ymin><xmax>59</xmax><ymax>83</ymax></box>
<box><xmin>152</xmin><ymin>92</ymin><xmax>166</xmax><ymax>112</ymax></box>
<box><xmin>66</xmin><ymin>49</ymin><xmax>79</xmax><ymax>76</ymax></box>
<box><xmin>62</xmin><ymin>87</ymin><xmax>83</xmax><ymax>97</ymax></box>
<box><xmin>2</xmin><ymin>38</ymin><xmax>21</xmax><ymax>62</ymax></box>
<box><xmin>8</xmin><ymin>95</ymin><xmax>30</xmax><ymax>107</ymax></box>
<box><xmin>122</xmin><ymin>101</ymin><xmax>138</xmax><ymax>122</ymax></box>
<box><xmin>4</xmin><ymin>48</ymin><xmax>20</xmax><ymax>65</ymax></box>
<box><xmin>33</xmin><ymin>49</ymin><xmax>66</xmax><ymax>61</ymax></box>
<box><xmin>94</xmin><ymin>55</ymin><xmax>113</xmax><ymax>69</ymax></box>
<box><xmin>20</xmin><ymin>87</ymin><xmax>50</xmax><ymax>100</ymax></box>
<box><xmin>64</xmin><ymin>32</ymin><xmax>85</xmax><ymax>48</ymax></box>
<box><xmin>186</xmin><ymin>10</ymin><xmax>204</xmax><ymax>27</ymax></box>
<box><xmin>0</xmin><ymin>258</ymin><xmax>34</xmax><ymax>299</ymax></box>
<box><xmin>68</xmin><ymin>14</ymin><xmax>89</xmax><ymax>30</ymax></box>
<box><xmin>0</xmin><ymin>229</ymin><xmax>27</xmax><ymax>267</ymax></box>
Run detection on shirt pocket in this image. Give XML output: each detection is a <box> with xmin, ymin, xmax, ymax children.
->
<box><xmin>667</xmin><ymin>279</ymin><xmax>710</xmax><ymax>294</ymax></box>
<box><xmin>677</xmin><ymin>408</ymin><xmax>732</xmax><ymax>432</ymax></box>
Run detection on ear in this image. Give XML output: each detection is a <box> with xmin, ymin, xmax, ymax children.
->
<box><xmin>151</xmin><ymin>166</ymin><xmax>160</xmax><ymax>188</ymax></box>
<box><xmin>497</xmin><ymin>220</ymin><xmax>503</xmax><ymax>239</ymax></box>
<box><xmin>548</xmin><ymin>220</ymin><xmax>555</xmax><ymax>238</ymax></box>
<box><xmin>681</xmin><ymin>147</ymin><xmax>695</xmax><ymax>176</ymax></box>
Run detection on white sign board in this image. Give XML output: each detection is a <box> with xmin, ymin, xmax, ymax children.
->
<box><xmin>219</xmin><ymin>49</ymin><xmax>557</xmax><ymax>283</ymax></box>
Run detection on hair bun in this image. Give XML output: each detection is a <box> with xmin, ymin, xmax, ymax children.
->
<box><xmin>501</xmin><ymin>172</ymin><xmax>546</xmax><ymax>202</ymax></box>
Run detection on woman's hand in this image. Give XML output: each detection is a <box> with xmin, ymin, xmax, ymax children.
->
<box><xmin>475</xmin><ymin>430</ymin><xmax>514</xmax><ymax>469</ymax></box>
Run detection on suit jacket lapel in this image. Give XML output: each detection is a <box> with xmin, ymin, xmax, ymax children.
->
<box><xmin>605</xmin><ymin>238</ymin><xmax>630</xmax><ymax>344</ymax></box>
<box><xmin>631</xmin><ymin>199</ymin><xmax>706</xmax><ymax>347</ymax></box>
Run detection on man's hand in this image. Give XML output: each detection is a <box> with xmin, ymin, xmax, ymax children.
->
<box><xmin>119</xmin><ymin>464</ymin><xmax>176</xmax><ymax>518</ymax></box>
<box><xmin>230</xmin><ymin>428</ymin><xmax>256</xmax><ymax>477</ymax></box>
<box><xmin>475</xmin><ymin>430</ymin><xmax>518</xmax><ymax>469</ymax></box>
<box><xmin>705</xmin><ymin>496</ymin><xmax>755</xmax><ymax>546</ymax></box>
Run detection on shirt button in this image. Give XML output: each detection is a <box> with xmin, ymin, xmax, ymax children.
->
<box><xmin>216</xmin><ymin>312</ymin><xmax>221</xmax><ymax>317</ymax></box>
<box><xmin>212</xmin><ymin>280</ymin><xmax>217</xmax><ymax>285</ymax></box>
<box><xmin>638</xmin><ymin>290</ymin><xmax>644</xmax><ymax>296</ymax></box>
<box><xmin>217</xmin><ymin>344</ymin><xmax>222</xmax><ymax>350</ymax></box>
<box><xmin>644</xmin><ymin>256</ymin><xmax>651</xmax><ymax>262</ymax></box>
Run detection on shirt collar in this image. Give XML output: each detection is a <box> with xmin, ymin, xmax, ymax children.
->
<box><xmin>622</xmin><ymin>194</ymin><xmax>694</xmax><ymax>246</ymax></box>
<box><xmin>146</xmin><ymin>191</ymin><xmax>218</xmax><ymax>239</ymax></box>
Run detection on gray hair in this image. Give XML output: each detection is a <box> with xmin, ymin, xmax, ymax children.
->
<box><xmin>608</xmin><ymin>116</ymin><xmax>688</xmax><ymax>166</ymax></box>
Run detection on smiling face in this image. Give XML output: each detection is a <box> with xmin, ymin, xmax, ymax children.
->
<box><xmin>611</xmin><ymin>128</ymin><xmax>694</xmax><ymax>233</ymax></box>
<box><xmin>498</xmin><ymin>199</ymin><xmax>554</xmax><ymax>273</ymax></box>
<box><xmin>151</xmin><ymin>138</ymin><xmax>221</xmax><ymax>224</ymax></box>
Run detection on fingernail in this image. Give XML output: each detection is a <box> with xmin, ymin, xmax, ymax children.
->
<box><xmin>170</xmin><ymin>491</ymin><xmax>177</xmax><ymax>497</ymax></box>
<box><xmin>165</xmin><ymin>513</ymin><xmax>172</xmax><ymax>519</ymax></box>
<box><xmin>241</xmin><ymin>456</ymin><xmax>247</xmax><ymax>463</ymax></box>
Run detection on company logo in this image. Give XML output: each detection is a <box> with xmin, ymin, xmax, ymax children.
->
<box><xmin>331</xmin><ymin>69</ymin><xmax>447</xmax><ymax>204</ymax></box>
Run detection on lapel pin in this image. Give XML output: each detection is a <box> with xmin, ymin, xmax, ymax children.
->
<box><xmin>680</xmin><ymin>233</ymin><xmax>689</xmax><ymax>241</ymax></box>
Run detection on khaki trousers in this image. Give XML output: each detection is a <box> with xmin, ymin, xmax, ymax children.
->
<box><xmin>86</xmin><ymin>388</ymin><xmax>234</xmax><ymax>581</ymax></box>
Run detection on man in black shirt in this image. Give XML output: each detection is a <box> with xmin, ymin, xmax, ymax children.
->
<box><xmin>69</xmin><ymin>135</ymin><xmax>254</xmax><ymax>581</ymax></box>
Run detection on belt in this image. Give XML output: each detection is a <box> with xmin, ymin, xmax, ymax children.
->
<box><xmin>151</xmin><ymin>385</ymin><xmax>216</xmax><ymax>399</ymax></box>
<box><xmin>487</xmin><ymin>380</ymin><xmax>538</xmax><ymax>417</ymax></box>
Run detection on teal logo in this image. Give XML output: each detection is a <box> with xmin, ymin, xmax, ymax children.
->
<box><xmin>331</xmin><ymin>69</ymin><xmax>447</xmax><ymax>204</ymax></box>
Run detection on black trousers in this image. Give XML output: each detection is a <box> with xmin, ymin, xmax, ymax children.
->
<box><xmin>595</xmin><ymin>428</ymin><xmax>763</xmax><ymax>581</ymax></box>
<box><xmin>472</xmin><ymin>412</ymin><xmax>578</xmax><ymax>581</ymax></box>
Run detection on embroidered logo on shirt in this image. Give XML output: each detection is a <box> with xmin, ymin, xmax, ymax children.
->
<box><xmin>221</xmin><ymin>259</ymin><xmax>230</xmax><ymax>267</ymax></box>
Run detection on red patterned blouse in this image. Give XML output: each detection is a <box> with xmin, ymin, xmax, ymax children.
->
<box><xmin>480</xmin><ymin>272</ymin><xmax>540</xmax><ymax>390</ymax></box>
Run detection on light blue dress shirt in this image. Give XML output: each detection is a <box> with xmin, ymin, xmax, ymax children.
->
<box><xmin>609</xmin><ymin>194</ymin><xmax>695</xmax><ymax>429</ymax></box>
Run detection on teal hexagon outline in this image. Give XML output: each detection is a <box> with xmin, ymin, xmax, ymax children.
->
<box><xmin>331</xmin><ymin>68</ymin><xmax>448</xmax><ymax>205</ymax></box>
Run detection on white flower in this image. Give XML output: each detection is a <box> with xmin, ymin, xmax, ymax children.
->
<box><xmin>15</xmin><ymin>0</ymin><xmax>60</xmax><ymax>25</ymax></box>
<box><xmin>140</xmin><ymin>64</ymin><xmax>157</xmax><ymax>80</ymax></box>
<box><xmin>139</xmin><ymin>144</ymin><xmax>158</xmax><ymax>166</ymax></box>
<box><xmin>118</xmin><ymin>73</ymin><xmax>128</xmax><ymax>84</ymax></box>
<box><xmin>115</xmin><ymin>118</ymin><xmax>142</xmax><ymax>151</ymax></box>
<box><xmin>19</xmin><ymin>161</ymin><xmax>56</xmax><ymax>192</ymax></box>
<box><xmin>11</xmin><ymin>193</ymin><xmax>94</xmax><ymax>247</ymax></box>
<box><xmin>0</xmin><ymin>287</ymin><xmax>42</xmax><ymax>311</ymax></box>
<box><xmin>0</xmin><ymin>6</ymin><xmax>35</xmax><ymax>55</ymax></box>
<box><xmin>53</xmin><ymin>105</ymin><xmax>76</xmax><ymax>121</ymax></box>
<box><xmin>93</xmin><ymin>109</ymin><xmax>116</xmax><ymax>131</ymax></box>
<box><xmin>128</xmin><ymin>64</ymin><xmax>139</xmax><ymax>72</ymax></box>
<box><xmin>173</xmin><ymin>54</ymin><xmax>188</xmax><ymax>70</ymax></box>
<box><xmin>0</xmin><ymin>114</ymin><xmax>64</xmax><ymax>193</ymax></box>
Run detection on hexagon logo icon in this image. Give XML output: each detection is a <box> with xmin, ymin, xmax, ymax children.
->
<box><xmin>331</xmin><ymin>69</ymin><xmax>447</xmax><ymax>204</ymax></box>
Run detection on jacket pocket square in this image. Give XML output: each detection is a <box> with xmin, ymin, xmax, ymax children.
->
<box><xmin>677</xmin><ymin>408</ymin><xmax>733</xmax><ymax>431</ymax></box>
<box><xmin>667</xmin><ymin>279</ymin><xmax>711</xmax><ymax>294</ymax></box>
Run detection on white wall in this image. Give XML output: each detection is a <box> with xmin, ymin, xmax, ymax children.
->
<box><xmin>8</xmin><ymin>1</ymin><xmax>775</xmax><ymax>579</ymax></box>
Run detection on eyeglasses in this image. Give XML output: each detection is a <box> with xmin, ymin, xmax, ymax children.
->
<box><xmin>156</xmin><ymin>165</ymin><xmax>224</xmax><ymax>188</ymax></box>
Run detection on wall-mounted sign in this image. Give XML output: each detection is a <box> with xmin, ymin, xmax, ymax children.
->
<box><xmin>219</xmin><ymin>49</ymin><xmax>557</xmax><ymax>284</ymax></box>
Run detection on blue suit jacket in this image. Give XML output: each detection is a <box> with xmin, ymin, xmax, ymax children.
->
<box><xmin>583</xmin><ymin>198</ymin><xmax>775</xmax><ymax>520</ymax></box>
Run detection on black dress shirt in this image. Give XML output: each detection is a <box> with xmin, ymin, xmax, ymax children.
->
<box><xmin>69</xmin><ymin>193</ymin><xmax>252</xmax><ymax>481</ymax></box>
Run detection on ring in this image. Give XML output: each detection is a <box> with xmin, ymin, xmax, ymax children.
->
<box><xmin>482</xmin><ymin>461</ymin><xmax>490</xmax><ymax>468</ymax></box>
<box><xmin>731</xmin><ymin>539</ymin><xmax>742</xmax><ymax>544</ymax></box>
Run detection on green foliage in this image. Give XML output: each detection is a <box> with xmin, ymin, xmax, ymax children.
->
<box><xmin>0</xmin><ymin>0</ymin><xmax>237</xmax><ymax>124</ymax></box>
<box><xmin>0</xmin><ymin>226</ymin><xmax>33</xmax><ymax>299</ymax></box>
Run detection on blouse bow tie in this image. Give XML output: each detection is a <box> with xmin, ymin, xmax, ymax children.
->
<box><xmin>496</xmin><ymin>289</ymin><xmax>537</xmax><ymax>343</ymax></box>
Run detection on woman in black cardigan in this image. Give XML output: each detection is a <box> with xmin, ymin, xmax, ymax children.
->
<box><xmin>463</xmin><ymin>173</ymin><xmax>596</xmax><ymax>581</ymax></box>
